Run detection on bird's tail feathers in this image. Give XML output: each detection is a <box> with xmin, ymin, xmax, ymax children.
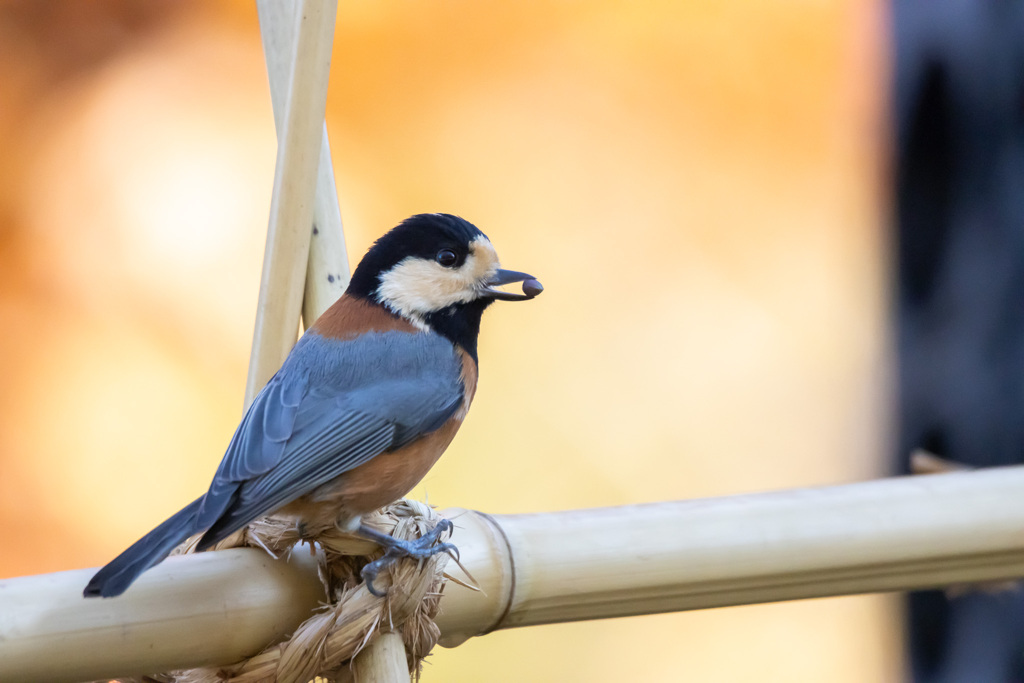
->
<box><xmin>83</xmin><ymin>496</ymin><xmax>204</xmax><ymax>598</ymax></box>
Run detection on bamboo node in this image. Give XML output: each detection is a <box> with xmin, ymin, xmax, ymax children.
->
<box><xmin>150</xmin><ymin>500</ymin><xmax>454</xmax><ymax>683</ymax></box>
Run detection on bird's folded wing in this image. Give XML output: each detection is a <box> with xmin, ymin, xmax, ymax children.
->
<box><xmin>194</xmin><ymin>331</ymin><xmax>464</xmax><ymax>544</ymax></box>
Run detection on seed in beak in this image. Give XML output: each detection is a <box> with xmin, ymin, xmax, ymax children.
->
<box><xmin>522</xmin><ymin>279</ymin><xmax>544</xmax><ymax>298</ymax></box>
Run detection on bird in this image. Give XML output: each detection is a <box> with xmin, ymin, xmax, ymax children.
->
<box><xmin>84</xmin><ymin>213</ymin><xmax>542</xmax><ymax>598</ymax></box>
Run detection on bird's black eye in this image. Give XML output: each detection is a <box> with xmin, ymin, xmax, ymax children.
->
<box><xmin>436</xmin><ymin>249</ymin><xmax>458</xmax><ymax>267</ymax></box>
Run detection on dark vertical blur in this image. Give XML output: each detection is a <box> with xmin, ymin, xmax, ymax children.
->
<box><xmin>894</xmin><ymin>1</ymin><xmax>1024</xmax><ymax>680</ymax></box>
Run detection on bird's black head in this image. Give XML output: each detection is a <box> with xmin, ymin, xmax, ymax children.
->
<box><xmin>347</xmin><ymin>213</ymin><xmax>542</xmax><ymax>360</ymax></box>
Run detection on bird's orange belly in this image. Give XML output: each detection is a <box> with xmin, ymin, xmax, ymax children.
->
<box><xmin>282</xmin><ymin>415</ymin><xmax>463</xmax><ymax>529</ymax></box>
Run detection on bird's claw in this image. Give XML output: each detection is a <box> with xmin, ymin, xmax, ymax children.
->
<box><xmin>360</xmin><ymin>519</ymin><xmax>457</xmax><ymax>597</ymax></box>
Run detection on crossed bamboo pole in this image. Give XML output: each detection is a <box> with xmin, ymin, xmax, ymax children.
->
<box><xmin>247</xmin><ymin>1</ymin><xmax>409</xmax><ymax>680</ymax></box>
<box><xmin>246</xmin><ymin>0</ymin><xmax>345</xmax><ymax>406</ymax></box>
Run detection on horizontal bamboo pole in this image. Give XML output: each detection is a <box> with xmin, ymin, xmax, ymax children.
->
<box><xmin>2</xmin><ymin>467</ymin><xmax>1024</xmax><ymax>681</ymax></box>
<box><xmin>0</xmin><ymin>550</ymin><xmax>322</xmax><ymax>683</ymax></box>
<box><xmin>438</xmin><ymin>465</ymin><xmax>1024</xmax><ymax>643</ymax></box>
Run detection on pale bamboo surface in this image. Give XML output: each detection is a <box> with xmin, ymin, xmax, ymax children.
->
<box><xmin>256</xmin><ymin>0</ymin><xmax>350</xmax><ymax>328</ymax></box>
<box><xmin>244</xmin><ymin>0</ymin><xmax>337</xmax><ymax>406</ymax></box>
<box><xmin>439</xmin><ymin>466</ymin><xmax>1024</xmax><ymax>641</ymax></box>
<box><xmin>303</xmin><ymin>138</ymin><xmax>351</xmax><ymax>325</ymax></box>
<box><xmin>2</xmin><ymin>467</ymin><xmax>1023</xmax><ymax>681</ymax></box>
<box><xmin>0</xmin><ymin>550</ymin><xmax>322</xmax><ymax>683</ymax></box>
<box><xmin>352</xmin><ymin>633</ymin><xmax>413</xmax><ymax>683</ymax></box>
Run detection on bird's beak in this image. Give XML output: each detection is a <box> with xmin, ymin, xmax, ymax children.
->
<box><xmin>482</xmin><ymin>269</ymin><xmax>544</xmax><ymax>301</ymax></box>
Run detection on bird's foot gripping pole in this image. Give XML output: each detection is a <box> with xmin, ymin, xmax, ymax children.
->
<box><xmin>359</xmin><ymin>518</ymin><xmax>458</xmax><ymax>596</ymax></box>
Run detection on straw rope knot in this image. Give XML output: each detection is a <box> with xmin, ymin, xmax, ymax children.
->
<box><xmin>154</xmin><ymin>500</ymin><xmax>455</xmax><ymax>683</ymax></box>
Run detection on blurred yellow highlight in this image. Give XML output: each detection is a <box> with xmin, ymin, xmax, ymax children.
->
<box><xmin>0</xmin><ymin>2</ymin><xmax>895</xmax><ymax>681</ymax></box>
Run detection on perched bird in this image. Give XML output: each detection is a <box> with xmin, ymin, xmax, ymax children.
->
<box><xmin>84</xmin><ymin>213</ymin><xmax>542</xmax><ymax>598</ymax></box>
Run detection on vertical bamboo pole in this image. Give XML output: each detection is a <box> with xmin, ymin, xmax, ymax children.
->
<box><xmin>255</xmin><ymin>4</ymin><xmax>408</xmax><ymax>681</ymax></box>
<box><xmin>256</xmin><ymin>0</ymin><xmax>350</xmax><ymax>328</ymax></box>
<box><xmin>244</xmin><ymin>0</ymin><xmax>338</xmax><ymax>407</ymax></box>
<box><xmin>352</xmin><ymin>633</ymin><xmax>413</xmax><ymax>683</ymax></box>
<box><xmin>302</xmin><ymin>143</ymin><xmax>351</xmax><ymax>324</ymax></box>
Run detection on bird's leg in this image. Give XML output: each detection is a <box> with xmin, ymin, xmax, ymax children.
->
<box><xmin>358</xmin><ymin>518</ymin><xmax>457</xmax><ymax>597</ymax></box>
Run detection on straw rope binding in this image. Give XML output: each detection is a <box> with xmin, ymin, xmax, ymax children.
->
<box><xmin>118</xmin><ymin>500</ymin><xmax>458</xmax><ymax>683</ymax></box>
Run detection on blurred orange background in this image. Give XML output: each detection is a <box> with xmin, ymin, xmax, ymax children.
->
<box><xmin>0</xmin><ymin>1</ymin><xmax>895</xmax><ymax>680</ymax></box>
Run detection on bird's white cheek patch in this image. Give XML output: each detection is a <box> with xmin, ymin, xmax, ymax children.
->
<box><xmin>466</xmin><ymin>236</ymin><xmax>500</xmax><ymax>282</ymax></box>
<box><xmin>376</xmin><ymin>237</ymin><xmax>501</xmax><ymax>321</ymax></box>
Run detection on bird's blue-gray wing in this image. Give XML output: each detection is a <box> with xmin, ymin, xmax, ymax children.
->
<box><xmin>194</xmin><ymin>330</ymin><xmax>464</xmax><ymax>545</ymax></box>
